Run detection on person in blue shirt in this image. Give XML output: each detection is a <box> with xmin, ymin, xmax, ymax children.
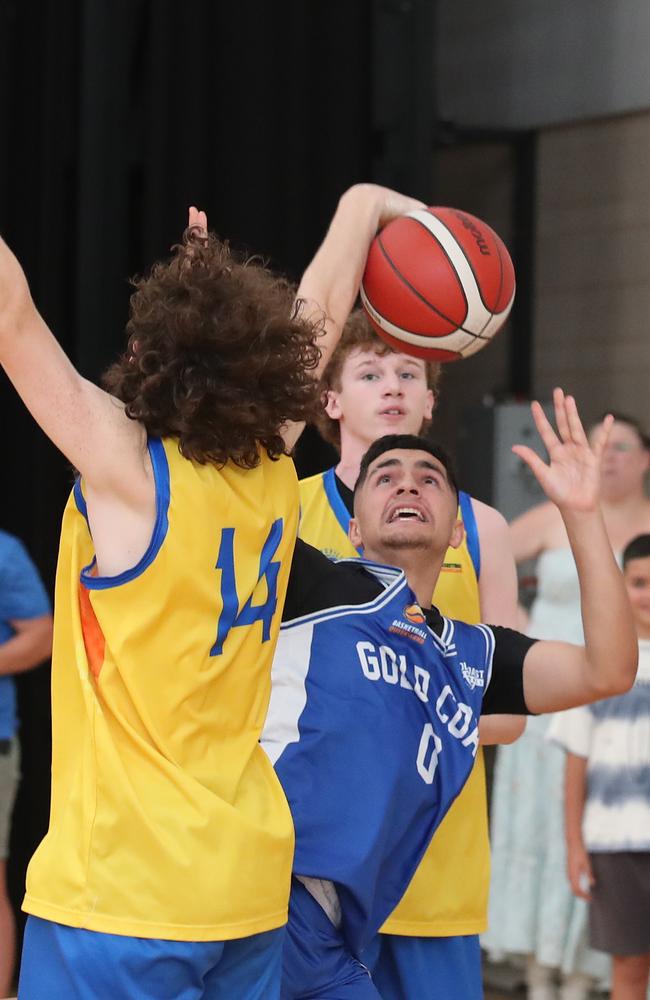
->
<box><xmin>0</xmin><ymin>530</ymin><xmax>52</xmax><ymax>995</ymax></box>
<box><xmin>263</xmin><ymin>390</ymin><xmax>639</xmax><ymax>999</ymax></box>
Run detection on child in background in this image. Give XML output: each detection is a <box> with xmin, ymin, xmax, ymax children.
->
<box><xmin>549</xmin><ymin>533</ymin><xmax>650</xmax><ymax>1000</ymax></box>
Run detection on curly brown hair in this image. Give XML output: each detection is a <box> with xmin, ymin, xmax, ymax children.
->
<box><xmin>314</xmin><ymin>309</ymin><xmax>442</xmax><ymax>450</ymax></box>
<box><xmin>102</xmin><ymin>229</ymin><xmax>322</xmax><ymax>468</ymax></box>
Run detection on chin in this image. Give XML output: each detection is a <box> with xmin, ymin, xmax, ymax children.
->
<box><xmin>380</xmin><ymin>534</ymin><xmax>432</xmax><ymax>551</ymax></box>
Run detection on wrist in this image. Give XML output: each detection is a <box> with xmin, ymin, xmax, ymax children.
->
<box><xmin>560</xmin><ymin>506</ymin><xmax>605</xmax><ymax>535</ymax></box>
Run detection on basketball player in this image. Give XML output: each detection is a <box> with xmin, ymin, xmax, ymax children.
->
<box><xmin>0</xmin><ymin>183</ymin><xmax>424</xmax><ymax>999</ymax></box>
<box><xmin>298</xmin><ymin>309</ymin><xmax>522</xmax><ymax>998</ymax></box>
<box><xmin>264</xmin><ymin>391</ymin><xmax>638</xmax><ymax>998</ymax></box>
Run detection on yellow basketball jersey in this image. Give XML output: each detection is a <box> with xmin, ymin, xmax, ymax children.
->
<box><xmin>298</xmin><ymin>468</ymin><xmax>489</xmax><ymax>935</ymax></box>
<box><xmin>24</xmin><ymin>439</ymin><xmax>297</xmax><ymax>941</ymax></box>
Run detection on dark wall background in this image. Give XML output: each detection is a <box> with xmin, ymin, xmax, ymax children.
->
<box><xmin>0</xmin><ymin>0</ymin><xmax>441</xmax><ymax>942</ymax></box>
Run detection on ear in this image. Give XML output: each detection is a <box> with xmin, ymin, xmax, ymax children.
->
<box><xmin>423</xmin><ymin>388</ymin><xmax>435</xmax><ymax>421</ymax></box>
<box><xmin>447</xmin><ymin>518</ymin><xmax>465</xmax><ymax>551</ymax></box>
<box><xmin>348</xmin><ymin>517</ymin><xmax>363</xmax><ymax>550</ymax></box>
<box><xmin>324</xmin><ymin>389</ymin><xmax>342</xmax><ymax>420</ymax></box>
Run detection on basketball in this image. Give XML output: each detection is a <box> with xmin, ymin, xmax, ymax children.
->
<box><xmin>360</xmin><ymin>206</ymin><xmax>516</xmax><ymax>362</ymax></box>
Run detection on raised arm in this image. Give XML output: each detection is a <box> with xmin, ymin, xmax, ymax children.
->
<box><xmin>517</xmin><ymin>390</ymin><xmax>637</xmax><ymax>713</ymax></box>
<box><xmin>0</xmin><ymin>233</ymin><xmax>149</xmax><ymax>502</ymax></box>
<box><xmin>283</xmin><ymin>184</ymin><xmax>425</xmax><ymax>450</ymax></box>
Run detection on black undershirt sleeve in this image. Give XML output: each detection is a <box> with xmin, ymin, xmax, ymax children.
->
<box><xmin>283</xmin><ymin>538</ymin><xmax>382</xmax><ymax>621</ymax></box>
<box><xmin>482</xmin><ymin>626</ymin><xmax>539</xmax><ymax>715</ymax></box>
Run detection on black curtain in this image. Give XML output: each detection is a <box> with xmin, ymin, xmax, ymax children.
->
<box><xmin>0</xmin><ymin>0</ymin><xmax>383</xmax><ymax>937</ymax></box>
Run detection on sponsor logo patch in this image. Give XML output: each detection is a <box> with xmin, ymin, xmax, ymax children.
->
<box><xmin>461</xmin><ymin>661</ymin><xmax>485</xmax><ymax>690</ymax></box>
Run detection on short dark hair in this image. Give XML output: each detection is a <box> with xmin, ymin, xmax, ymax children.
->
<box><xmin>354</xmin><ymin>434</ymin><xmax>459</xmax><ymax>501</ymax></box>
<box><xmin>623</xmin><ymin>533</ymin><xmax>650</xmax><ymax>568</ymax></box>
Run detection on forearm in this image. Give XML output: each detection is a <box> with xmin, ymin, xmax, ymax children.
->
<box><xmin>479</xmin><ymin>714</ymin><xmax>525</xmax><ymax>745</ymax></box>
<box><xmin>565</xmin><ymin>752</ymin><xmax>587</xmax><ymax>850</ymax></box>
<box><xmin>0</xmin><ymin>618</ymin><xmax>53</xmax><ymax>675</ymax></box>
<box><xmin>297</xmin><ymin>184</ymin><xmax>424</xmax><ymax>380</ymax></box>
<box><xmin>297</xmin><ymin>186</ymin><xmax>383</xmax><ymax>377</ymax></box>
<box><xmin>563</xmin><ymin>508</ymin><xmax>637</xmax><ymax>697</ymax></box>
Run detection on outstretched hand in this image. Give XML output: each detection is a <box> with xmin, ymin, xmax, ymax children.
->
<box><xmin>513</xmin><ymin>388</ymin><xmax>613</xmax><ymax>514</ymax></box>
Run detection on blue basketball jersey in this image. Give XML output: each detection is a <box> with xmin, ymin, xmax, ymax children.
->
<box><xmin>261</xmin><ymin>559</ymin><xmax>496</xmax><ymax>956</ymax></box>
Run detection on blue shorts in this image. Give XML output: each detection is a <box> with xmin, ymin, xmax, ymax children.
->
<box><xmin>18</xmin><ymin>915</ymin><xmax>285</xmax><ymax>1000</ymax></box>
<box><xmin>362</xmin><ymin>932</ymin><xmax>483</xmax><ymax>1000</ymax></box>
<box><xmin>282</xmin><ymin>880</ymin><xmax>380</xmax><ymax>999</ymax></box>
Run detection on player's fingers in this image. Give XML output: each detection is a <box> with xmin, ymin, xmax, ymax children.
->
<box><xmin>512</xmin><ymin>444</ymin><xmax>550</xmax><ymax>487</ymax></box>
<box><xmin>530</xmin><ymin>400</ymin><xmax>559</xmax><ymax>455</ymax></box>
<box><xmin>553</xmin><ymin>387</ymin><xmax>572</xmax><ymax>443</ymax></box>
<box><xmin>591</xmin><ymin>413</ymin><xmax>614</xmax><ymax>460</ymax></box>
<box><xmin>565</xmin><ymin>394</ymin><xmax>589</xmax><ymax>445</ymax></box>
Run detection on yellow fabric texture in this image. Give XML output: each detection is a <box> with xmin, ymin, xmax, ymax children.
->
<box><xmin>24</xmin><ymin>440</ymin><xmax>297</xmax><ymax>941</ymax></box>
<box><xmin>298</xmin><ymin>470</ymin><xmax>488</xmax><ymax>935</ymax></box>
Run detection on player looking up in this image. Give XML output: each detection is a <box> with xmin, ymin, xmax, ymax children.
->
<box><xmin>264</xmin><ymin>391</ymin><xmax>638</xmax><ymax>999</ymax></box>
<box><xmin>0</xmin><ymin>184</ymin><xmax>424</xmax><ymax>1000</ymax></box>
<box><xmin>298</xmin><ymin>308</ymin><xmax>522</xmax><ymax>999</ymax></box>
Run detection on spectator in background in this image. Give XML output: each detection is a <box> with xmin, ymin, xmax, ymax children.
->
<box><xmin>0</xmin><ymin>530</ymin><xmax>52</xmax><ymax>996</ymax></box>
<box><xmin>483</xmin><ymin>414</ymin><xmax>650</xmax><ymax>1000</ymax></box>
<box><xmin>549</xmin><ymin>533</ymin><xmax>650</xmax><ymax>1000</ymax></box>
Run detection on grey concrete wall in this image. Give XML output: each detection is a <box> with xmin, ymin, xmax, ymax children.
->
<box><xmin>437</xmin><ymin>0</ymin><xmax>650</xmax><ymax>129</ymax></box>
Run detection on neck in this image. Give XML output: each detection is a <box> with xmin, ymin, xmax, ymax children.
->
<box><xmin>335</xmin><ymin>432</ymin><xmax>373</xmax><ymax>489</ymax></box>
<box><xmin>601</xmin><ymin>489</ymin><xmax>649</xmax><ymax>519</ymax></box>
<box><xmin>364</xmin><ymin>545</ymin><xmax>444</xmax><ymax>607</ymax></box>
<box><xmin>637</xmin><ymin>626</ymin><xmax>650</xmax><ymax>641</ymax></box>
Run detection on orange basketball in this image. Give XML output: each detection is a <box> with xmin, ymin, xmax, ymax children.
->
<box><xmin>361</xmin><ymin>207</ymin><xmax>515</xmax><ymax>362</ymax></box>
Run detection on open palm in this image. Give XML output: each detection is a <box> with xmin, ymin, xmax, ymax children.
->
<box><xmin>513</xmin><ymin>388</ymin><xmax>612</xmax><ymax>513</ymax></box>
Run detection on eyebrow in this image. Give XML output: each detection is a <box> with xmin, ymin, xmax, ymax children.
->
<box><xmin>372</xmin><ymin>457</ymin><xmax>448</xmax><ymax>477</ymax></box>
<box><xmin>353</xmin><ymin>356</ymin><xmax>423</xmax><ymax>370</ymax></box>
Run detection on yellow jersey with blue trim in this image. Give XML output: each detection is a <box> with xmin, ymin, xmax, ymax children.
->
<box><xmin>298</xmin><ymin>468</ymin><xmax>489</xmax><ymax>935</ymax></box>
<box><xmin>23</xmin><ymin>438</ymin><xmax>297</xmax><ymax>941</ymax></box>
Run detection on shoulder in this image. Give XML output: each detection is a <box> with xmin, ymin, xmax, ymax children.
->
<box><xmin>0</xmin><ymin>531</ymin><xmax>34</xmax><ymax>571</ymax></box>
<box><xmin>284</xmin><ymin>540</ymin><xmax>381</xmax><ymax>621</ymax></box>
<box><xmin>467</xmin><ymin>497</ymin><xmax>510</xmax><ymax>544</ymax></box>
<box><xmin>298</xmin><ymin>470</ymin><xmax>327</xmax><ymax>497</ymax></box>
<box><xmin>509</xmin><ymin>501</ymin><xmax>562</xmax><ymax>562</ymax></box>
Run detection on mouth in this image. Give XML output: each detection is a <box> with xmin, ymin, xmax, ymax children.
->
<box><xmin>387</xmin><ymin>506</ymin><xmax>427</xmax><ymax>524</ymax></box>
<box><xmin>380</xmin><ymin>407</ymin><xmax>405</xmax><ymax>417</ymax></box>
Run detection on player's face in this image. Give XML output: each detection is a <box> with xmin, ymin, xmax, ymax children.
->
<box><xmin>624</xmin><ymin>556</ymin><xmax>650</xmax><ymax>638</ymax></box>
<box><xmin>593</xmin><ymin>421</ymin><xmax>650</xmax><ymax>501</ymax></box>
<box><xmin>350</xmin><ymin>449</ymin><xmax>462</xmax><ymax>560</ymax></box>
<box><xmin>325</xmin><ymin>349</ymin><xmax>434</xmax><ymax>448</ymax></box>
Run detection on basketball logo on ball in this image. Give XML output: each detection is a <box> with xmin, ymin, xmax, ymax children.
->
<box><xmin>360</xmin><ymin>207</ymin><xmax>515</xmax><ymax>362</ymax></box>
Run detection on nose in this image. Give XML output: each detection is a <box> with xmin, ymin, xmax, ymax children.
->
<box><xmin>382</xmin><ymin>372</ymin><xmax>403</xmax><ymax>395</ymax></box>
<box><xmin>396</xmin><ymin>483</ymin><xmax>420</xmax><ymax>497</ymax></box>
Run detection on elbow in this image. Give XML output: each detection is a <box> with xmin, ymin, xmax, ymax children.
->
<box><xmin>588</xmin><ymin>648</ymin><xmax>638</xmax><ymax>701</ymax></box>
<box><xmin>33</xmin><ymin>617</ymin><xmax>54</xmax><ymax>667</ymax></box>
<box><xmin>497</xmin><ymin>718</ymin><xmax>526</xmax><ymax>744</ymax></box>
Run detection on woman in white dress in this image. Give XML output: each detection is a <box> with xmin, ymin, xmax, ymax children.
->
<box><xmin>483</xmin><ymin>415</ymin><xmax>650</xmax><ymax>1000</ymax></box>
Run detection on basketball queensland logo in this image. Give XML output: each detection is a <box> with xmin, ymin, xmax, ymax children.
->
<box><xmin>388</xmin><ymin>604</ymin><xmax>428</xmax><ymax>644</ymax></box>
<box><xmin>404</xmin><ymin>603</ymin><xmax>426</xmax><ymax>624</ymax></box>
